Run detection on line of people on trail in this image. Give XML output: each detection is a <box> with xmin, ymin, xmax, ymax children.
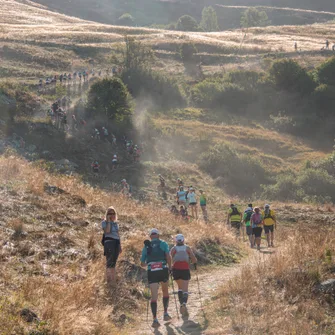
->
<box><xmin>160</xmin><ymin>177</ymin><xmax>208</xmax><ymax>223</ymax></box>
<box><xmin>227</xmin><ymin>203</ymin><xmax>277</xmax><ymax>251</ymax></box>
<box><xmin>101</xmin><ymin>208</ymin><xmax>197</xmax><ymax>329</ymax></box>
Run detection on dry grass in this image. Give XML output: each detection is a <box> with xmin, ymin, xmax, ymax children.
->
<box><xmin>206</xmin><ymin>223</ymin><xmax>335</xmax><ymax>335</ymax></box>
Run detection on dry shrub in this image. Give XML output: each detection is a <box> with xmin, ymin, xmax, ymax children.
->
<box><xmin>8</xmin><ymin>218</ymin><xmax>24</xmax><ymax>237</ymax></box>
<box><xmin>208</xmin><ymin>223</ymin><xmax>335</xmax><ymax>334</ymax></box>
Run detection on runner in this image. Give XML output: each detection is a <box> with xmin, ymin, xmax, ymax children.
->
<box><xmin>140</xmin><ymin>229</ymin><xmax>172</xmax><ymax>328</ymax></box>
<box><xmin>187</xmin><ymin>188</ymin><xmax>198</xmax><ymax>220</ymax></box>
<box><xmin>199</xmin><ymin>190</ymin><xmax>208</xmax><ymax>222</ymax></box>
<box><xmin>121</xmin><ymin>179</ymin><xmax>131</xmax><ymax>197</ymax></box>
<box><xmin>112</xmin><ymin>154</ymin><xmax>118</xmax><ymax>170</ymax></box>
<box><xmin>91</xmin><ymin>160</ymin><xmax>100</xmax><ymax>174</ymax></box>
<box><xmin>111</xmin><ymin>134</ymin><xmax>117</xmax><ymax>147</ymax></box>
<box><xmin>101</xmin><ymin>206</ymin><xmax>122</xmax><ymax>284</ymax></box>
<box><xmin>250</xmin><ymin>207</ymin><xmax>264</xmax><ymax>251</ymax></box>
<box><xmin>262</xmin><ymin>204</ymin><xmax>277</xmax><ymax>247</ymax></box>
<box><xmin>227</xmin><ymin>204</ymin><xmax>242</xmax><ymax>236</ymax></box>
<box><xmin>179</xmin><ymin>205</ymin><xmax>188</xmax><ymax>221</ymax></box>
<box><xmin>102</xmin><ymin>127</ymin><xmax>109</xmax><ymax>142</ymax></box>
<box><xmin>170</xmin><ymin>234</ymin><xmax>197</xmax><ymax>316</ymax></box>
<box><xmin>176</xmin><ymin>186</ymin><xmax>187</xmax><ymax>207</ymax></box>
<box><xmin>177</xmin><ymin>178</ymin><xmax>183</xmax><ymax>190</ymax></box>
<box><xmin>243</xmin><ymin>207</ymin><xmax>254</xmax><ymax>248</ymax></box>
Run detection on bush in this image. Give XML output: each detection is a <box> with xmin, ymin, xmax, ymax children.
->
<box><xmin>317</xmin><ymin>56</ymin><xmax>335</xmax><ymax>86</ymax></box>
<box><xmin>269</xmin><ymin>59</ymin><xmax>316</xmax><ymax>96</ymax></box>
<box><xmin>121</xmin><ymin>68</ymin><xmax>186</xmax><ymax>109</ymax></box>
<box><xmin>312</xmin><ymin>84</ymin><xmax>335</xmax><ymax>111</ymax></box>
<box><xmin>117</xmin><ymin>13</ymin><xmax>135</xmax><ymax>26</ymax></box>
<box><xmin>179</xmin><ymin>43</ymin><xmax>198</xmax><ymax>63</ymax></box>
<box><xmin>198</xmin><ymin>143</ymin><xmax>268</xmax><ymax>196</ymax></box>
<box><xmin>177</xmin><ymin>15</ymin><xmax>200</xmax><ymax>31</ymax></box>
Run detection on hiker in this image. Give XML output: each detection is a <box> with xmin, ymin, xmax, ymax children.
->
<box><xmin>71</xmin><ymin>115</ymin><xmax>78</xmax><ymax>131</ymax></box>
<box><xmin>133</xmin><ymin>145</ymin><xmax>141</xmax><ymax>162</ymax></box>
<box><xmin>176</xmin><ymin>186</ymin><xmax>187</xmax><ymax>207</ymax></box>
<box><xmin>326</xmin><ymin>40</ymin><xmax>330</xmax><ymax>50</ymax></box>
<box><xmin>250</xmin><ymin>207</ymin><xmax>264</xmax><ymax>251</ymax></box>
<box><xmin>170</xmin><ymin>205</ymin><xmax>179</xmax><ymax>217</ymax></box>
<box><xmin>111</xmin><ymin>134</ymin><xmax>117</xmax><ymax>147</ymax></box>
<box><xmin>140</xmin><ymin>228</ymin><xmax>172</xmax><ymax>328</ymax></box>
<box><xmin>91</xmin><ymin>160</ymin><xmax>100</xmax><ymax>174</ymax></box>
<box><xmin>177</xmin><ymin>178</ymin><xmax>183</xmax><ymax>190</ymax></box>
<box><xmin>60</xmin><ymin>112</ymin><xmax>68</xmax><ymax>131</ymax></box>
<box><xmin>227</xmin><ymin>204</ymin><xmax>242</xmax><ymax>236</ymax></box>
<box><xmin>294</xmin><ymin>42</ymin><xmax>298</xmax><ymax>51</ymax></box>
<box><xmin>102</xmin><ymin>127</ymin><xmax>109</xmax><ymax>142</ymax></box>
<box><xmin>170</xmin><ymin>234</ymin><xmax>197</xmax><ymax>316</ymax></box>
<box><xmin>93</xmin><ymin>128</ymin><xmax>100</xmax><ymax>140</ymax></box>
<box><xmin>262</xmin><ymin>204</ymin><xmax>277</xmax><ymax>247</ymax></box>
<box><xmin>158</xmin><ymin>174</ymin><xmax>166</xmax><ymax>195</ymax></box>
<box><xmin>243</xmin><ymin>207</ymin><xmax>254</xmax><ymax>248</ymax></box>
<box><xmin>101</xmin><ymin>206</ymin><xmax>121</xmax><ymax>284</ymax></box>
<box><xmin>179</xmin><ymin>205</ymin><xmax>188</xmax><ymax>221</ymax></box>
<box><xmin>112</xmin><ymin>154</ymin><xmax>118</xmax><ymax>170</ymax></box>
<box><xmin>199</xmin><ymin>190</ymin><xmax>208</xmax><ymax>222</ymax></box>
<box><xmin>121</xmin><ymin>179</ymin><xmax>131</xmax><ymax>197</ymax></box>
<box><xmin>187</xmin><ymin>188</ymin><xmax>198</xmax><ymax>220</ymax></box>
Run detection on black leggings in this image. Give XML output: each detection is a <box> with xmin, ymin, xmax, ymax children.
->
<box><xmin>104</xmin><ymin>239</ymin><xmax>120</xmax><ymax>268</ymax></box>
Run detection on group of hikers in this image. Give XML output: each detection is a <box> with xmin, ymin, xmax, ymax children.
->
<box><xmin>295</xmin><ymin>40</ymin><xmax>335</xmax><ymax>52</ymax></box>
<box><xmin>101</xmin><ymin>207</ymin><xmax>197</xmax><ymax>328</ymax></box>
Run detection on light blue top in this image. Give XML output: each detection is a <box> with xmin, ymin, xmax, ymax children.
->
<box><xmin>101</xmin><ymin>220</ymin><xmax>120</xmax><ymax>239</ymax></box>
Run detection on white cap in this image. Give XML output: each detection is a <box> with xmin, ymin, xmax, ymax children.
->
<box><xmin>113</xmin><ymin>155</ymin><xmax>117</xmax><ymax>158</ymax></box>
<box><xmin>150</xmin><ymin>228</ymin><xmax>159</xmax><ymax>236</ymax></box>
<box><xmin>175</xmin><ymin>234</ymin><xmax>184</xmax><ymax>242</ymax></box>
<box><xmin>121</xmin><ymin>179</ymin><xmax>126</xmax><ymax>182</ymax></box>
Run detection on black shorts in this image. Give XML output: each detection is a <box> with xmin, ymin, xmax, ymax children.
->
<box><xmin>189</xmin><ymin>203</ymin><xmax>197</xmax><ymax>206</ymax></box>
<box><xmin>172</xmin><ymin>269</ymin><xmax>191</xmax><ymax>281</ymax></box>
<box><xmin>104</xmin><ymin>239</ymin><xmax>120</xmax><ymax>268</ymax></box>
<box><xmin>148</xmin><ymin>268</ymin><xmax>169</xmax><ymax>284</ymax></box>
<box><xmin>253</xmin><ymin>227</ymin><xmax>263</xmax><ymax>238</ymax></box>
<box><xmin>264</xmin><ymin>225</ymin><xmax>274</xmax><ymax>234</ymax></box>
<box><xmin>246</xmin><ymin>226</ymin><xmax>253</xmax><ymax>236</ymax></box>
<box><xmin>231</xmin><ymin>221</ymin><xmax>241</xmax><ymax>230</ymax></box>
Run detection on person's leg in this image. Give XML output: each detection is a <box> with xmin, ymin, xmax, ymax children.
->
<box><xmin>270</xmin><ymin>226</ymin><xmax>274</xmax><ymax>246</ymax></box>
<box><xmin>195</xmin><ymin>205</ymin><xmax>198</xmax><ymax>220</ymax></box>
<box><xmin>181</xmin><ymin>280</ymin><xmax>189</xmax><ymax>305</ymax></box>
<box><xmin>176</xmin><ymin>279</ymin><xmax>183</xmax><ymax>305</ymax></box>
<box><xmin>161</xmin><ymin>280</ymin><xmax>170</xmax><ymax>318</ymax></box>
<box><xmin>150</xmin><ymin>283</ymin><xmax>159</xmax><ymax>320</ymax></box>
<box><xmin>265</xmin><ymin>226</ymin><xmax>270</xmax><ymax>247</ymax></box>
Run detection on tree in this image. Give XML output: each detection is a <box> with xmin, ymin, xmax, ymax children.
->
<box><xmin>200</xmin><ymin>6</ymin><xmax>219</xmax><ymax>32</ymax></box>
<box><xmin>269</xmin><ymin>59</ymin><xmax>316</xmax><ymax>96</ymax></box>
<box><xmin>317</xmin><ymin>56</ymin><xmax>335</xmax><ymax>86</ymax></box>
<box><xmin>86</xmin><ymin>78</ymin><xmax>133</xmax><ymax>122</ymax></box>
<box><xmin>117</xmin><ymin>13</ymin><xmax>135</xmax><ymax>26</ymax></box>
<box><xmin>115</xmin><ymin>36</ymin><xmax>154</xmax><ymax>71</ymax></box>
<box><xmin>177</xmin><ymin>15</ymin><xmax>199</xmax><ymax>32</ymax></box>
<box><xmin>241</xmin><ymin>7</ymin><xmax>269</xmax><ymax>28</ymax></box>
<box><xmin>179</xmin><ymin>42</ymin><xmax>197</xmax><ymax>63</ymax></box>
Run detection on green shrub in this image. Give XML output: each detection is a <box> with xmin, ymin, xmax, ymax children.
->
<box><xmin>312</xmin><ymin>84</ymin><xmax>335</xmax><ymax>111</ymax></box>
<box><xmin>198</xmin><ymin>143</ymin><xmax>268</xmax><ymax>195</ymax></box>
<box><xmin>177</xmin><ymin>15</ymin><xmax>200</xmax><ymax>31</ymax></box>
<box><xmin>117</xmin><ymin>13</ymin><xmax>135</xmax><ymax>26</ymax></box>
<box><xmin>269</xmin><ymin>59</ymin><xmax>316</xmax><ymax>96</ymax></box>
<box><xmin>122</xmin><ymin>68</ymin><xmax>186</xmax><ymax>109</ymax></box>
<box><xmin>317</xmin><ymin>56</ymin><xmax>335</xmax><ymax>86</ymax></box>
<box><xmin>179</xmin><ymin>43</ymin><xmax>198</xmax><ymax>63</ymax></box>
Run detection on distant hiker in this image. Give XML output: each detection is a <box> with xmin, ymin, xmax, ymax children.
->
<box><xmin>60</xmin><ymin>112</ymin><xmax>68</xmax><ymax>131</ymax></box>
<box><xmin>170</xmin><ymin>234</ymin><xmax>197</xmax><ymax>316</ymax></box>
<box><xmin>140</xmin><ymin>229</ymin><xmax>172</xmax><ymax>328</ymax></box>
<box><xmin>38</xmin><ymin>79</ymin><xmax>43</xmax><ymax>91</ymax></box>
<box><xmin>112</xmin><ymin>154</ymin><xmax>118</xmax><ymax>170</ymax></box>
<box><xmin>177</xmin><ymin>178</ymin><xmax>183</xmax><ymax>190</ymax></box>
<box><xmin>250</xmin><ymin>207</ymin><xmax>264</xmax><ymax>251</ymax></box>
<box><xmin>170</xmin><ymin>205</ymin><xmax>179</xmax><ymax>217</ymax></box>
<box><xmin>133</xmin><ymin>145</ymin><xmax>141</xmax><ymax>162</ymax></box>
<box><xmin>333</xmin><ymin>44</ymin><xmax>335</xmax><ymax>51</ymax></box>
<box><xmin>179</xmin><ymin>205</ymin><xmax>188</xmax><ymax>221</ymax></box>
<box><xmin>73</xmin><ymin>72</ymin><xmax>77</xmax><ymax>81</ymax></box>
<box><xmin>176</xmin><ymin>186</ymin><xmax>187</xmax><ymax>207</ymax></box>
<box><xmin>78</xmin><ymin>72</ymin><xmax>82</xmax><ymax>81</ymax></box>
<box><xmin>91</xmin><ymin>160</ymin><xmax>100</xmax><ymax>174</ymax></box>
<box><xmin>71</xmin><ymin>115</ymin><xmax>78</xmax><ymax>131</ymax></box>
<box><xmin>101</xmin><ymin>206</ymin><xmax>121</xmax><ymax>284</ymax></box>
<box><xmin>294</xmin><ymin>42</ymin><xmax>298</xmax><ymax>51</ymax></box>
<box><xmin>243</xmin><ymin>207</ymin><xmax>254</xmax><ymax>248</ymax></box>
<box><xmin>93</xmin><ymin>128</ymin><xmax>100</xmax><ymax>140</ymax></box>
<box><xmin>158</xmin><ymin>174</ymin><xmax>166</xmax><ymax>195</ymax></box>
<box><xmin>262</xmin><ymin>204</ymin><xmax>277</xmax><ymax>247</ymax></box>
<box><xmin>112</xmin><ymin>66</ymin><xmax>117</xmax><ymax>76</ymax></box>
<box><xmin>326</xmin><ymin>40</ymin><xmax>330</xmax><ymax>50</ymax></box>
<box><xmin>111</xmin><ymin>134</ymin><xmax>117</xmax><ymax>147</ymax></box>
<box><xmin>102</xmin><ymin>127</ymin><xmax>109</xmax><ymax>141</ymax></box>
<box><xmin>59</xmin><ymin>74</ymin><xmax>63</xmax><ymax>84</ymax></box>
<box><xmin>199</xmin><ymin>190</ymin><xmax>208</xmax><ymax>222</ymax></box>
<box><xmin>188</xmin><ymin>188</ymin><xmax>198</xmax><ymax>220</ymax></box>
<box><xmin>121</xmin><ymin>179</ymin><xmax>131</xmax><ymax>197</ymax></box>
<box><xmin>227</xmin><ymin>204</ymin><xmax>242</xmax><ymax>236</ymax></box>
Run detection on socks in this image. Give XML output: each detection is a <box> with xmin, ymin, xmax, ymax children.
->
<box><xmin>178</xmin><ymin>290</ymin><xmax>183</xmax><ymax>305</ymax></box>
<box><xmin>182</xmin><ymin>292</ymin><xmax>188</xmax><ymax>304</ymax></box>
<box><xmin>163</xmin><ymin>296</ymin><xmax>169</xmax><ymax>313</ymax></box>
<box><xmin>150</xmin><ymin>301</ymin><xmax>157</xmax><ymax>318</ymax></box>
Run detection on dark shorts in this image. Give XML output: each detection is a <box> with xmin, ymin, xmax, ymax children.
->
<box><xmin>189</xmin><ymin>203</ymin><xmax>197</xmax><ymax>206</ymax></box>
<box><xmin>264</xmin><ymin>225</ymin><xmax>274</xmax><ymax>234</ymax></box>
<box><xmin>231</xmin><ymin>221</ymin><xmax>241</xmax><ymax>230</ymax></box>
<box><xmin>253</xmin><ymin>227</ymin><xmax>263</xmax><ymax>238</ymax></box>
<box><xmin>246</xmin><ymin>226</ymin><xmax>253</xmax><ymax>236</ymax></box>
<box><xmin>148</xmin><ymin>268</ymin><xmax>169</xmax><ymax>284</ymax></box>
<box><xmin>172</xmin><ymin>269</ymin><xmax>191</xmax><ymax>281</ymax></box>
<box><xmin>104</xmin><ymin>239</ymin><xmax>120</xmax><ymax>268</ymax></box>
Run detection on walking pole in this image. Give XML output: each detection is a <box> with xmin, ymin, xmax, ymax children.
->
<box><xmin>170</xmin><ymin>272</ymin><xmax>180</xmax><ymax>319</ymax></box>
<box><xmin>194</xmin><ymin>264</ymin><xmax>205</xmax><ymax>317</ymax></box>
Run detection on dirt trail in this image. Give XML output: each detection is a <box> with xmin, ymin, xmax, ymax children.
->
<box><xmin>129</xmin><ymin>245</ymin><xmax>277</xmax><ymax>335</ymax></box>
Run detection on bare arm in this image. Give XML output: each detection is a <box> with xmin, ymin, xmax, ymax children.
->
<box><xmin>166</xmin><ymin>252</ymin><xmax>172</xmax><ymax>269</ymax></box>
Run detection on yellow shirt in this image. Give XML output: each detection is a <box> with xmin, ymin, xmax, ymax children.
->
<box><xmin>228</xmin><ymin>208</ymin><xmax>241</xmax><ymax>222</ymax></box>
<box><xmin>262</xmin><ymin>210</ymin><xmax>276</xmax><ymax>226</ymax></box>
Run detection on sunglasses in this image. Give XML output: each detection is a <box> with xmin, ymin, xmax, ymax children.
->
<box><xmin>108</xmin><ymin>212</ymin><xmax>116</xmax><ymax>215</ymax></box>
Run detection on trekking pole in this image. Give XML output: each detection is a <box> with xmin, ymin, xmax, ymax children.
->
<box><xmin>194</xmin><ymin>265</ymin><xmax>205</xmax><ymax>318</ymax></box>
<box><xmin>170</xmin><ymin>273</ymin><xmax>180</xmax><ymax>319</ymax></box>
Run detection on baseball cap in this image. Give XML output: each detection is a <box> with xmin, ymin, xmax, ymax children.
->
<box><xmin>175</xmin><ymin>234</ymin><xmax>184</xmax><ymax>242</ymax></box>
<box><xmin>150</xmin><ymin>228</ymin><xmax>159</xmax><ymax>236</ymax></box>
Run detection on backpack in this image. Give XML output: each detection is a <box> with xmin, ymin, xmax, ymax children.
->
<box><xmin>145</xmin><ymin>240</ymin><xmax>166</xmax><ymax>263</ymax></box>
<box><xmin>230</xmin><ymin>207</ymin><xmax>240</xmax><ymax>216</ymax></box>
<box><xmin>245</xmin><ymin>211</ymin><xmax>252</xmax><ymax>221</ymax></box>
<box><xmin>264</xmin><ymin>210</ymin><xmax>274</xmax><ymax>220</ymax></box>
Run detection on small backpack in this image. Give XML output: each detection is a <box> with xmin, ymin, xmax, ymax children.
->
<box><xmin>230</xmin><ymin>207</ymin><xmax>240</xmax><ymax>216</ymax></box>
